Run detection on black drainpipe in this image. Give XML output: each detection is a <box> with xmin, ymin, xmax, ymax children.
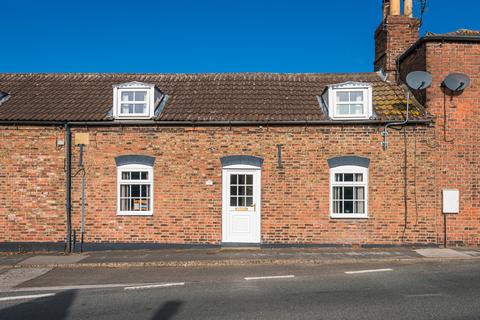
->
<box><xmin>65</xmin><ymin>123</ymin><xmax>72</xmax><ymax>253</ymax></box>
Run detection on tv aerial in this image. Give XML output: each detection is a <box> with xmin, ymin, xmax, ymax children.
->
<box><xmin>381</xmin><ymin>71</ymin><xmax>432</xmax><ymax>150</ymax></box>
<box><xmin>442</xmin><ymin>73</ymin><xmax>470</xmax><ymax>92</ymax></box>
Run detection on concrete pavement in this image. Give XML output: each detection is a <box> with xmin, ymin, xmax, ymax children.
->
<box><xmin>1</xmin><ymin>247</ymin><xmax>479</xmax><ymax>268</ymax></box>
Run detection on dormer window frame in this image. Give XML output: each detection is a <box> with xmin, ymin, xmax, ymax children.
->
<box><xmin>0</xmin><ymin>91</ymin><xmax>9</xmax><ymax>104</ymax></box>
<box><xmin>327</xmin><ymin>82</ymin><xmax>373</xmax><ymax>120</ymax></box>
<box><xmin>113</xmin><ymin>82</ymin><xmax>156</xmax><ymax>120</ymax></box>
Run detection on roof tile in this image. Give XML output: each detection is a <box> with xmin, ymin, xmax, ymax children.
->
<box><xmin>0</xmin><ymin>73</ymin><xmax>429</xmax><ymax>122</ymax></box>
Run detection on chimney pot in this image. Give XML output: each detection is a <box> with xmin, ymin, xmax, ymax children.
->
<box><xmin>404</xmin><ymin>0</ymin><xmax>413</xmax><ymax>17</ymax></box>
<box><xmin>390</xmin><ymin>0</ymin><xmax>401</xmax><ymax>15</ymax></box>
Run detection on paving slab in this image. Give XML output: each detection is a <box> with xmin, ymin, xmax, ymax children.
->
<box><xmin>0</xmin><ymin>254</ymin><xmax>35</xmax><ymax>266</ymax></box>
<box><xmin>415</xmin><ymin>248</ymin><xmax>473</xmax><ymax>258</ymax></box>
<box><xmin>18</xmin><ymin>254</ymin><xmax>88</xmax><ymax>265</ymax></box>
<box><xmin>0</xmin><ymin>268</ymin><xmax>52</xmax><ymax>291</ymax></box>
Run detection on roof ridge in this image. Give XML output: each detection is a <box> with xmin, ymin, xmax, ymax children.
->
<box><xmin>0</xmin><ymin>71</ymin><xmax>378</xmax><ymax>78</ymax></box>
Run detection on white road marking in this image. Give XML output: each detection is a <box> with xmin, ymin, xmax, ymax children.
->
<box><xmin>345</xmin><ymin>268</ymin><xmax>393</xmax><ymax>274</ymax></box>
<box><xmin>244</xmin><ymin>275</ymin><xmax>295</xmax><ymax>281</ymax></box>
<box><xmin>124</xmin><ymin>282</ymin><xmax>185</xmax><ymax>291</ymax></box>
<box><xmin>0</xmin><ymin>293</ymin><xmax>56</xmax><ymax>302</ymax></box>
<box><xmin>404</xmin><ymin>293</ymin><xmax>444</xmax><ymax>298</ymax></box>
<box><xmin>7</xmin><ymin>282</ymin><xmax>181</xmax><ymax>293</ymax></box>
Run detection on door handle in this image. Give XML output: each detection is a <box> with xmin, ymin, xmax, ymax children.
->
<box><xmin>253</xmin><ymin>203</ymin><xmax>256</xmax><ymax>212</ymax></box>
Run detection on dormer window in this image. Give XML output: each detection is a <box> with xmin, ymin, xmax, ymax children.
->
<box><xmin>120</xmin><ymin>90</ymin><xmax>149</xmax><ymax>116</ymax></box>
<box><xmin>0</xmin><ymin>91</ymin><xmax>8</xmax><ymax>102</ymax></box>
<box><xmin>323</xmin><ymin>82</ymin><xmax>373</xmax><ymax>120</ymax></box>
<box><xmin>113</xmin><ymin>82</ymin><xmax>161</xmax><ymax>119</ymax></box>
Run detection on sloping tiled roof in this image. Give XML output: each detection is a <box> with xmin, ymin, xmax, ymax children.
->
<box><xmin>0</xmin><ymin>73</ymin><xmax>429</xmax><ymax>122</ymax></box>
<box><xmin>425</xmin><ymin>29</ymin><xmax>480</xmax><ymax>37</ymax></box>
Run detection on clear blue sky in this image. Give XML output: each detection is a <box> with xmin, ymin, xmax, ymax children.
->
<box><xmin>1</xmin><ymin>0</ymin><xmax>479</xmax><ymax>73</ymax></box>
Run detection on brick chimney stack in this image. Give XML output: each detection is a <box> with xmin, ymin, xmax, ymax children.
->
<box><xmin>374</xmin><ymin>0</ymin><xmax>420</xmax><ymax>79</ymax></box>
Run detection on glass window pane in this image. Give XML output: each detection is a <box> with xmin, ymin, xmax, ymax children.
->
<box><xmin>238</xmin><ymin>186</ymin><xmax>245</xmax><ymax>196</ymax></box>
<box><xmin>350</xmin><ymin>91</ymin><xmax>364</xmax><ymax>102</ymax></box>
<box><xmin>122</xmin><ymin>172</ymin><xmax>130</xmax><ymax>180</ymax></box>
<box><xmin>120</xmin><ymin>198</ymin><xmax>128</xmax><ymax>211</ymax></box>
<box><xmin>344</xmin><ymin>201</ymin><xmax>354</xmax><ymax>213</ymax></box>
<box><xmin>121</xmin><ymin>104</ymin><xmax>134</xmax><ymax>114</ymax></box>
<box><xmin>246</xmin><ymin>175</ymin><xmax>253</xmax><ymax>184</ymax></box>
<box><xmin>238</xmin><ymin>197</ymin><xmax>245</xmax><ymax>206</ymax></box>
<box><xmin>141</xmin><ymin>185</ymin><xmax>150</xmax><ymax>197</ymax></box>
<box><xmin>246</xmin><ymin>197</ymin><xmax>253</xmax><ymax>206</ymax></box>
<box><xmin>230</xmin><ymin>197</ymin><xmax>237</xmax><ymax>206</ymax></box>
<box><xmin>336</xmin><ymin>104</ymin><xmax>350</xmax><ymax>115</ymax></box>
<box><xmin>355</xmin><ymin>173</ymin><xmax>363</xmax><ymax>182</ymax></box>
<box><xmin>333</xmin><ymin>200</ymin><xmax>342</xmax><ymax>214</ymax></box>
<box><xmin>246</xmin><ymin>186</ymin><xmax>253</xmax><ymax>196</ymax></box>
<box><xmin>134</xmin><ymin>91</ymin><xmax>147</xmax><ymax>101</ymax></box>
<box><xmin>141</xmin><ymin>172</ymin><xmax>148</xmax><ymax>180</ymax></box>
<box><xmin>333</xmin><ymin>187</ymin><xmax>342</xmax><ymax>200</ymax></box>
<box><xmin>130</xmin><ymin>172</ymin><xmax>140</xmax><ymax>180</ymax></box>
<box><xmin>344</xmin><ymin>187</ymin><xmax>354</xmax><ymax>199</ymax></box>
<box><xmin>230</xmin><ymin>186</ymin><xmax>237</xmax><ymax>196</ymax></box>
<box><xmin>134</xmin><ymin>104</ymin><xmax>146</xmax><ymax>114</ymax></box>
<box><xmin>131</xmin><ymin>185</ymin><xmax>141</xmax><ymax>197</ymax></box>
<box><xmin>350</xmin><ymin>104</ymin><xmax>364</xmax><ymax>115</ymax></box>
<box><xmin>355</xmin><ymin>200</ymin><xmax>365</xmax><ymax>214</ymax></box>
<box><xmin>120</xmin><ymin>184</ymin><xmax>130</xmax><ymax>197</ymax></box>
<box><xmin>230</xmin><ymin>175</ymin><xmax>237</xmax><ymax>185</ymax></box>
<box><xmin>335</xmin><ymin>173</ymin><xmax>343</xmax><ymax>182</ymax></box>
<box><xmin>133</xmin><ymin>199</ymin><xmax>141</xmax><ymax>211</ymax></box>
<box><xmin>239</xmin><ymin>175</ymin><xmax>245</xmax><ymax>184</ymax></box>
<box><xmin>121</xmin><ymin>91</ymin><xmax>134</xmax><ymax>101</ymax></box>
<box><xmin>355</xmin><ymin>187</ymin><xmax>365</xmax><ymax>200</ymax></box>
<box><xmin>344</xmin><ymin>174</ymin><xmax>354</xmax><ymax>182</ymax></box>
<box><xmin>336</xmin><ymin>91</ymin><xmax>349</xmax><ymax>102</ymax></box>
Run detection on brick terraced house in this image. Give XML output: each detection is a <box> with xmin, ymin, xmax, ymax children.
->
<box><xmin>0</xmin><ymin>0</ymin><xmax>479</xmax><ymax>251</ymax></box>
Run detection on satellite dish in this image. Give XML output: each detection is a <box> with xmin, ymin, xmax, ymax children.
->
<box><xmin>406</xmin><ymin>71</ymin><xmax>433</xmax><ymax>90</ymax></box>
<box><xmin>443</xmin><ymin>73</ymin><xmax>470</xmax><ymax>92</ymax></box>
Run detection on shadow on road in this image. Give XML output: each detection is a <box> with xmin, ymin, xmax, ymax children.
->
<box><xmin>0</xmin><ymin>290</ymin><xmax>76</xmax><ymax>320</ymax></box>
<box><xmin>151</xmin><ymin>300</ymin><xmax>183</xmax><ymax>320</ymax></box>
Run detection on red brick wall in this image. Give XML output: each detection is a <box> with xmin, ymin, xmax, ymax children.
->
<box><xmin>0</xmin><ymin>126</ymin><xmax>66</xmax><ymax>242</ymax></box>
<box><xmin>426</xmin><ymin>41</ymin><xmax>480</xmax><ymax>246</ymax></box>
<box><xmin>56</xmin><ymin>125</ymin><xmax>437</xmax><ymax>246</ymax></box>
<box><xmin>399</xmin><ymin>40</ymin><xmax>480</xmax><ymax>246</ymax></box>
<box><xmin>374</xmin><ymin>15</ymin><xmax>420</xmax><ymax>76</ymax></box>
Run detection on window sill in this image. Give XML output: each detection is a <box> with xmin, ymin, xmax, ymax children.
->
<box><xmin>117</xmin><ymin>212</ymin><xmax>153</xmax><ymax>216</ymax></box>
<box><xmin>330</xmin><ymin>117</ymin><xmax>370</xmax><ymax>121</ymax></box>
<box><xmin>330</xmin><ymin>214</ymin><xmax>368</xmax><ymax>219</ymax></box>
<box><xmin>114</xmin><ymin>116</ymin><xmax>153</xmax><ymax>120</ymax></box>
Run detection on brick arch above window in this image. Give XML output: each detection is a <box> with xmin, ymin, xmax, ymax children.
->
<box><xmin>327</xmin><ymin>156</ymin><xmax>370</xmax><ymax>169</ymax></box>
<box><xmin>220</xmin><ymin>155</ymin><xmax>264</xmax><ymax>169</ymax></box>
<box><xmin>115</xmin><ymin>155</ymin><xmax>155</xmax><ymax>167</ymax></box>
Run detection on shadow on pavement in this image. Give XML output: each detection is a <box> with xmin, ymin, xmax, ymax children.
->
<box><xmin>151</xmin><ymin>300</ymin><xmax>183</xmax><ymax>320</ymax></box>
<box><xmin>0</xmin><ymin>290</ymin><xmax>76</xmax><ymax>320</ymax></box>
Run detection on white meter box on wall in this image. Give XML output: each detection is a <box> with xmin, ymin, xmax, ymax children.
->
<box><xmin>443</xmin><ymin>189</ymin><xmax>459</xmax><ymax>214</ymax></box>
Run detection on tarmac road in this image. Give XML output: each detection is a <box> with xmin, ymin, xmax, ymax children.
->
<box><xmin>0</xmin><ymin>260</ymin><xmax>480</xmax><ymax>319</ymax></box>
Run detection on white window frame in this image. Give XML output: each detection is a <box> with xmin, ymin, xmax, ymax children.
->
<box><xmin>327</xmin><ymin>82</ymin><xmax>373</xmax><ymax>120</ymax></box>
<box><xmin>118</xmin><ymin>89</ymin><xmax>150</xmax><ymax>117</ymax></box>
<box><xmin>117</xmin><ymin>164</ymin><xmax>153</xmax><ymax>216</ymax></box>
<box><xmin>330</xmin><ymin>165</ymin><xmax>368</xmax><ymax>219</ymax></box>
<box><xmin>113</xmin><ymin>82</ymin><xmax>155</xmax><ymax>119</ymax></box>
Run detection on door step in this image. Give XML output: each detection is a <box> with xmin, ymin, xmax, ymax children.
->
<box><xmin>220</xmin><ymin>243</ymin><xmax>261</xmax><ymax>250</ymax></box>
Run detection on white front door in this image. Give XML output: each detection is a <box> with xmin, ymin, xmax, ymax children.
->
<box><xmin>222</xmin><ymin>169</ymin><xmax>261</xmax><ymax>243</ymax></box>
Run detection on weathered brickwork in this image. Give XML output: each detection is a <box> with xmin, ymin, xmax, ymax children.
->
<box><xmin>52</xmin><ymin>125</ymin><xmax>437</xmax><ymax>246</ymax></box>
<box><xmin>374</xmin><ymin>15</ymin><xmax>420</xmax><ymax>76</ymax></box>
<box><xmin>0</xmin><ymin>126</ymin><xmax>66</xmax><ymax>242</ymax></box>
<box><xmin>400</xmin><ymin>41</ymin><xmax>480</xmax><ymax>246</ymax></box>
